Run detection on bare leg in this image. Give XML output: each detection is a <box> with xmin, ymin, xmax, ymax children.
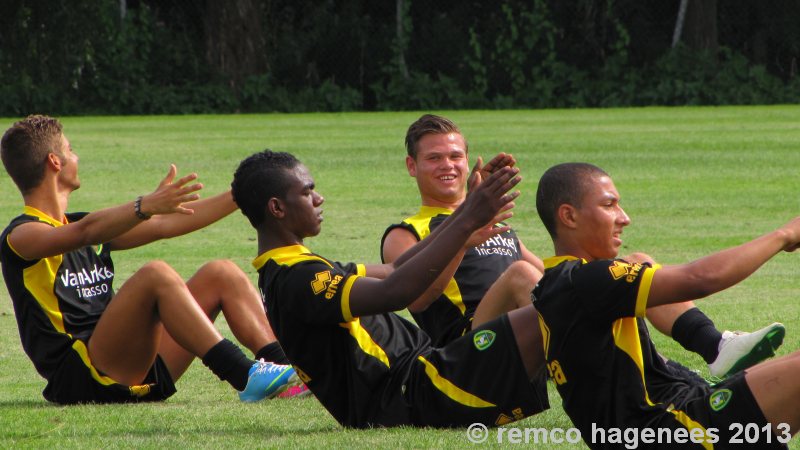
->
<box><xmin>646</xmin><ymin>301</ymin><xmax>696</xmax><ymax>336</ymax></box>
<box><xmin>506</xmin><ymin>305</ymin><xmax>545</xmax><ymax>379</ymax></box>
<box><xmin>157</xmin><ymin>260</ymin><xmax>277</xmax><ymax>381</ymax></box>
<box><xmin>88</xmin><ymin>261</ymin><xmax>224</xmax><ymax>385</ymax></box>
<box><xmin>746</xmin><ymin>352</ymin><xmax>800</xmax><ymax>434</ymax></box>
<box><xmin>473</xmin><ymin>261</ymin><xmax>541</xmax><ymax>329</ymax></box>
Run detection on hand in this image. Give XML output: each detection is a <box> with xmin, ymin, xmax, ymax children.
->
<box><xmin>780</xmin><ymin>216</ymin><xmax>800</xmax><ymax>252</ymax></box>
<box><xmin>461</xmin><ymin>165</ymin><xmax>521</xmax><ymax>231</ymax></box>
<box><xmin>465</xmin><ymin>217</ymin><xmax>513</xmax><ymax>249</ymax></box>
<box><xmin>139</xmin><ymin>164</ymin><xmax>203</xmax><ymax>216</ymax></box>
<box><xmin>467</xmin><ymin>153</ymin><xmax>516</xmax><ymax>192</ymax></box>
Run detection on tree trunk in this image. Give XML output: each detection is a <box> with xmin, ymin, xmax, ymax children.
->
<box><xmin>204</xmin><ymin>0</ymin><xmax>268</xmax><ymax>89</ymax></box>
<box><xmin>682</xmin><ymin>0</ymin><xmax>718</xmax><ymax>53</ymax></box>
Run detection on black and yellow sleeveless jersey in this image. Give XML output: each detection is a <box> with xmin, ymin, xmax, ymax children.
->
<box><xmin>532</xmin><ymin>256</ymin><xmax>711</xmax><ymax>447</ymax></box>
<box><xmin>381</xmin><ymin>206</ymin><xmax>521</xmax><ymax>345</ymax></box>
<box><xmin>1</xmin><ymin>206</ymin><xmax>115</xmax><ymax>381</ymax></box>
<box><xmin>254</xmin><ymin>244</ymin><xmax>436</xmax><ymax>427</ymax></box>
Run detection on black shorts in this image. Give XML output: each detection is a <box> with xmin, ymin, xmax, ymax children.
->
<box><xmin>392</xmin><ymin>314</ymin><xmax>549</xmax><ymax>427</ymax></box>
<box><xmin>43</xmin><ymin>346</ymin><xmax>177</xmax><ymax>405</ymax></box>
<box><xmin>653</xmin><ymin>371</ymin><xmax>788</xmax><ymax>449</ymax></box>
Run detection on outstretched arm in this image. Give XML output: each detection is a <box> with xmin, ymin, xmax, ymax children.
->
<box><xmin>109</xmin><ymin>190</ymin><xmax>237</xmax><ymax>250</ymax></box>
<box><xmin>647</xmin><ymin>217</ymin><xmax>800</xmax><ymax>307</ymax></box>
<box><xmin>9</xmin><ymin>165</ymin><xmax>201</xmax><ymax>260</ymax></box>
<box><xmin>349</xmin><ymin>164</ymin><xmax>521</xmax><ymax>317</ymax></box>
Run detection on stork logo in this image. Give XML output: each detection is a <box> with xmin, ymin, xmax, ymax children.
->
<box><xmin>473</xmin><ymin>330</ymin><xmax>496</xmax><ymax>351</ymax></box>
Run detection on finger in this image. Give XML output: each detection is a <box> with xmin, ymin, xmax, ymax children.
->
<box><xmin>177</xmin><ymin>193</ymin><xmax>201</xmax><ymax>204</ymax></box>
<box><xmin>492</xmin><ymin>212</ymin><xmax>513</xmax><ymax>224</ymax></box>
<box><xmin>159</xmin><ymin>164</ymin><xmax>178</xmax><ymax>187</ymax></box>
<box><xmin>484</xmin><ymin>167</ymin><xmax>520</xmax><ymax>194</ymax></box>
<box><xmin>468</xmin><ymin>156</ymin><xmax>484</xmax><ymax>191</ymax></box>
<box><xmin>177</xmin><ymin>182</ymin><xmax>204</xmax><ymax>196</ymax></box>
<box><xmin>482</xmin><ymin>153</ymin><xmax>508</xmax><ymax>173</ymax></box>
<box><xmin>501</xmin><ymin>190</ymin><xmax>521</xmax><ymax>204</ymax></box>
<box><xmin>482</xmin><ymin>224</ymin><xmax>512</xmax><ymax>240</ymax></box>
<box><xmin>174</xmin><ymin>172</ymin><xmax>200</xmax><ymax>188</ymax></box>
<box><xmin>175</xmin><ymin>206</ymin><xmax>196</xmax><ymax>215</ymax></box>
<box><xmin>472</xmin><ymin>156</ymin><xmax>484</xmax><ymax>174</ymax></box>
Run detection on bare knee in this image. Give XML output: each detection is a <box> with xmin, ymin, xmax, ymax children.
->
<box><xmin>137</xmin><ymin>260</ymin><xmax>182</xmax><ymax>284</ymax></box>
<box><xmin>505</xmin><ymin>261</ymin><xmax>542</xmax><ymax>290</ymax></box>
<box><xmin>624</xmin><ymin>252</ymin><xmax>657</xmax><ymax>265</ymax></box>
<box><xmin>195</xmin><ymin>259</ymin><xmax>246</xmax><ymax>284</ymax></box>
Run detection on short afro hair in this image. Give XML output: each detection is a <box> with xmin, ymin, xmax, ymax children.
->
<box><xmin>231</xmin><ymin>150</ymin><xmax>301</xmax><ymax>228</ymax></box>
<box><xmin>536</xmin><ymin>162</ymin><xmax>609</xmax><ymax>239</ymax></box>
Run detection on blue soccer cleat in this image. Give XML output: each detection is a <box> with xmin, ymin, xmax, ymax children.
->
<box><xmin>239</xmin><ymin>359</ymin><xmax>302</xmax><ymax>402</ymax></box>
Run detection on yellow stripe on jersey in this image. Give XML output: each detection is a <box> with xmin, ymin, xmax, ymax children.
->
<box><xmin>356</xmin><ymin>264</ymin><xmax>366</xmax><ymax>276</ymax></box>
<box><xmin>23</xmin><ymin>255</ymin><xmax>68</xmax><ymax>334</ymax></box>
<box><xmin>339</xmin><ymin>318</ymin><xmax>390</xmax><ymax>367</ymax></box>
<box><xmin>538</xmin><ymin>314</ymin><xmax>552</xmax><ymax>359</ymax></box>
<box><xmin>417</xmin><ymin>355</ymin><xmax>496</xmax><ymax>408</ymax></box>
<box><xmin>403</xmin><ymin>206</ymin><xmax>453</xmax><ymax>240</ymax></box>
<box><xmin>71</xmin><ymin>339</ymin><xmax>117</xmax><ymax>386</ymax></box>
<box><xmin>23</xmin><ymin>205</ymin><xmax>66</xmax><ymax>227</ymax></box>
<box><xmin>403</xmin><ymin>207</ymin><xmax>467</xmax><ymax>315</ymax></box>
<box><xmin>252</xmin><ymin>244</ymin><xmax>332</xmax><ymax>270</ymax></box>
<box><xmin>443</xmin><ymin>278</ymin><xmax>466</xmax><ymax>315</ymax></box>
<box><xmin>669</xmin><ymin>408</ymin><xmax>714</xmax><ymax>450</ymax></box>
<box><xmin>542</xmin><ymin>255</ymin><xmax>585</xmax><ymax>269</ymax></box>
<box><xmin>612</xmin><ymin>317</ymin><xmax>655</xmax><ymax>406</ymax></box>
<box><xmin>340</xmin><ymin>274</ymin><xmax>360</xmax><ymax>321</ymax></box>
<box><xmin>635</xmin><ymin>265</ymin><xmax>660</xmax><ymax>318</ymax></box>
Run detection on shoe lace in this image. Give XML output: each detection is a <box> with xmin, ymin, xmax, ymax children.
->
<box><xmin>253</xmin><ymin>359</ymin><xmax>290</xmax><ymax>375</ymax></box>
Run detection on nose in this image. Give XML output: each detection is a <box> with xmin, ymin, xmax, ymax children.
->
<box><xmin>617</xmin><ymin>206</ymin><xmax>631</xmax><ymax>226</ymax></box>
<box><xmin>314</xmin><ymin>192</ymin><xmax>324</xmax><ymax>206</ymax></box>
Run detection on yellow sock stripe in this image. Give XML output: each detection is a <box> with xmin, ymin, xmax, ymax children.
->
<box><xmin>417</xmin><ymin>355</ymin><xmax>496</xmax><ymax>408</ymax></box>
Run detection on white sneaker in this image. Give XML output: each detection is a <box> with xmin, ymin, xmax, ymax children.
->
<box><xmin>708</xmin><ymin>323</ymin><xmax>785</xmax><ymax>378</ymax></box>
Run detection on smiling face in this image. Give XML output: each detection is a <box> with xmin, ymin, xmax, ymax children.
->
<box><xmin>406</xmin><ymin>132</ymin><xmax>469</xmax><ymax>208</ymax></box>
<box><xmin>572</xmin><ymin>175</ymin><xmax>630</xmax><ymax>261</ymax></box>
<box><xmin>280</xmin><ymin>164</ymin><xmax>325</xmax><ymax>239</ymax></box>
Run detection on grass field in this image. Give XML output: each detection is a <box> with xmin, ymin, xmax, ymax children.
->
<box><xmin>1</xmin><ymin>107</ymin><xmax>799</xmax><ymax>448</ymax></box>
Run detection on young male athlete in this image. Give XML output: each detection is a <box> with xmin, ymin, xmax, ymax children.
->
<box><xmin>232</xmin><ymin>149</ymin><xmax>549</xmax><ymax>427</ymax></box>
<box><xmin>532</xmin><ymin>162</ymin><xmax>796</xmax><ymax>448</ymax></box>
<box><xmin>382</xmin><ymin>114</ymin><xmax>784</xmax><ymax>379</ymax></box>
<box><xmin>0</xmin><ymin>115</ymin><xmax>302</xmax><ymax>404</ymax></box>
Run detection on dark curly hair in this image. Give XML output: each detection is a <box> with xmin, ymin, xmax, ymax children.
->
<box><xmin>231</xmin><ymin>150</ymin><xmax>301</xmax><ymax>228</ymax></box>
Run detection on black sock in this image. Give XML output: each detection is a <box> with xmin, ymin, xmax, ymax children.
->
<box><xmin>201</xmin><ymin>339</ymin><xmax>254</xmax><ymax>391</ymax></box>
<box><xmin>670</xmin><ymin>308</ymin><xmax>723</xmax><ymax>364</ymax></box>
<box><xmin>255</xmin><ymin>341</ymin><xmax>289</xmax><ymax>364</ymax></box>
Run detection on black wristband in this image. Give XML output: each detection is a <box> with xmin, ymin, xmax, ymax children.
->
<box><xmin>134</xmin><ymin>196</ymin><xmax>151</xmax><ymax>220</ymax></box>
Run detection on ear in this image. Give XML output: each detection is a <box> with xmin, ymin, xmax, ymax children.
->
<box><xmin>557</xmin><ymin>204</ymin><xmax>579</xmax><ymax>230</ymax></box>
<box><xmin>47</xmin><ymin>153</ymin><xmax>62</xmax><ymax>172</ymax></box>
<box><xmin>406</xmin><ymin>155</ymin><xmax>417</xmax><ymax>177</ymax></box>
<box><xmin>267</xmin><ymin>197</ymin><xmax>285</xmax><ymax>219</ymax></box>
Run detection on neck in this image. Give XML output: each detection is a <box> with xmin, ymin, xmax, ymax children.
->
<box><xmin>553</xmin><ymin>239</ymin><xmax>594</xmax><ymax>262</ymax></box>
<box><xmin>22</xmin><ymin>183</ymin><xmax>69</xmax><ymax>221</ymax></box>
<box><xmin>420</xmin><ymin>194</ymin><xmax>464</xmax><ymax>211</ymax></box>
<box><xmin>257</xmin><ymin>227</ymin><xmax>304</xmax><ymax>256</ymax></box>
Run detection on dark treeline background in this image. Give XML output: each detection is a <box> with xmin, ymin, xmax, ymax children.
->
<box><xmin>1</xmin><ymin>0</ymin><xmax>799</xmax><ymax>115</ymax></box>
